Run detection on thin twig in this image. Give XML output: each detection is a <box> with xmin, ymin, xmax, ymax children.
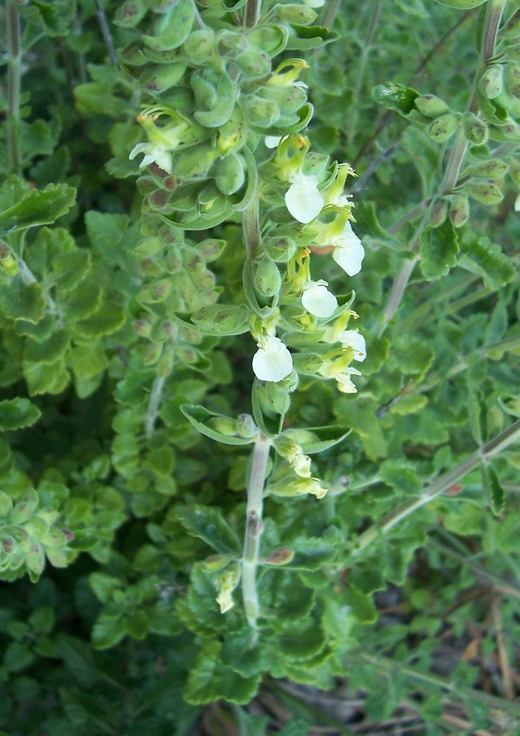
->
<box><xmin>352</xmin><ymin>420</ymin><xmax>520</xmax><ymax>556</ymax></box>
<box><xmin>95</xmin><ymin>0</ymin><xmax>117</xmax><ymax>65</ymax></box>
<box><xmin>491</xmin><ymin>597</ymin><xmax>516</xmax><ymax>700</ymax></box>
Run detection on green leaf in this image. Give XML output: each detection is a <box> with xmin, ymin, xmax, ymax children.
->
<box><xmin>344</xmin><ymin>586</ymin><xmax>377</xmax><ymax>624</ymax></box>
<box><xmin>481</xmin><ymin>464</ymin><xmax>505</xmax><ymax>516</ymax></box>
<box><xmin>0</xmin><ymin>278</ymin><xmax>46</xmax><ymax>323</ymax></box>
<box><xmin>176</xmin><ymin>505</ymin><xmax>241</xmax><ymax>554</ymax></box>
<box><xmin>458</xmin><ymin>231</ymin><xmax>515</xmax><ymax>290</ymax></box>
<box><xmin>85</xmin><ymin>211</ymin><xmax>130</xmax><ymax>264</ymax></box>
<box><xmin>92</xmin><ymin>612</ymin><xmax>126</xmax><ymax>650</ymax></box>
<box><xmin>190</xmin><ymin>304</ymin><xmax>250</xmax><ymax>336</ymax></box>
<box><xmin>180</xmin><ymin>404</ymin><xmax>256</xmax><ymax>446</ymax></box>
<box><xmin>73</xmin><ymin>300</ymin><xmax>126</xmax><ymax>337</ymax></box>
<box><xmin>391</xmin><ymin>336</ymin><xmax>434</xmax><ymax>377</ymax></box>
<box><xmin>185</xmin><ymin>642</ymin><xmax>261</xmax><ymax>704</ymax></box>
<box><xmin>89</xmin><ymin>573</ymin><xmax>122</xmax><ymax>604</ymax></box>
<box><xmin>273</xmin><ymin>622</ymin><xmax>326</xmax><ymax>662</ymax></box>
<box><xmin>420</xmin><ymin>221</ymin><xmax>459</xmax><ymax>280</ymax></box>
<box><xmin>373</xmin><ymin>82</ymin><xmax>419</xmax><ymax>116</ymax></box>
<box><xmin>0</xmin><ymin>181</ymin><xmax>76</xmax><ymax>236</ymax></box>
<box><xmin>0</xmin><ymin>398</ymin><xmax>41</xmax><ymax>431</ymax></box>
<box><xmin>24</xmin><ymin>330</ymin><xmax>69</xmax><ymax>365</ymax></box>
<box><xmin>284</xmin><ymin>426</ymin><xmax>351</xmax><ymax>455</ymax></box>
<box><xmin>380</xmin><ymin>459</ymin><xmax>422</xmax><ymax>495</ymax></box>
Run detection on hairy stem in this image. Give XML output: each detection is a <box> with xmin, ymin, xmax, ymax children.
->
<box><xmin>379</xmin><ymin>0</ymin><xmax>506</xmax><ymax>332</ymax></box>
<box><xmin>6</xmin><ymin>0</ymin><xmax>21</xmax><ymax>175</ymax></box>
<box><xmin>241</xmin><ymin>435</ymin><xmax>270</xmax><ymax>635</ymax></box>
<box><xmin>353</xmin><ymin>420</ymin><xmax>520</xmax><ymax>556</ymax></box>
<box><xmin>95</xmin><ymin>0</ymin><xmax>117</xmax><ymax>65</ymax></box>
<box><xmin>145</xmin><ymin>375</ymin><xmax>166</xmax><ymax>439</ymax></box>
<box><xmin>242</xmin><ymin>196</ymin><xmax>262</xmax><ymax>260</ymax></box>
<box><xmin>244</xmin><ymin>0</ymin><xmax>261</xmax><ymax>27</ymax></box>
<box><xmin>348</xmin><ymin>1</ymin><xmax>382</xmax><ymax>147</ymax></box>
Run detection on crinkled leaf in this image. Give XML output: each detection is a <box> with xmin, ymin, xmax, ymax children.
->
<box><xmin>176</xmin><ymin>504</ymin><xmax>240</xmax><ymax>554</ymax></box>
<box><xmin>0</xmin><ymin>398</ymin><xmax>41</xmax><ymax>431</ymax></box>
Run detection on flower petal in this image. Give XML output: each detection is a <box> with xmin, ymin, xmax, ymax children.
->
<box><xmin>265</xmin><ymin>135</ymin><xmax>282</xmax><ymax>149</ymax></box>
<box><xmin>301</xmin><ymin>282</ymin><xmax>338</xmax><ymax>318</ymax></box>
<box><xmin>332</xmin><ymin>225</ymin><xmax>365</xmax><ymax>276</ymax></box>
<box><xmin>285</xmin><ymin>173</ymin><xmax>324</xmax><ymax>224</ymax></box>
<box><xmin>340</xmin><ymin>329</ymin><xmax>366</xmax><ymax>362</ymax></box>
<box><xmin>129</xmin><ymin>142</ymin><xmax>149</xmax><ymax>161</ymax></box>
<box><xmin>252</xmin><ymin>336</ymin><xmax>293</xmax><ymax>382</ymax></box>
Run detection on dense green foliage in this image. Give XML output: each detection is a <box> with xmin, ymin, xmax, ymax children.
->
<box><xmin>0</xmin><ymin>0</ymin><xmax>519</xmax><ymax>733</ymax></box>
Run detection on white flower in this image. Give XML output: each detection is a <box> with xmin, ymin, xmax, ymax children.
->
<box><xmin>301</xmin><ymin>279</ymin><xmax>338</xmax><ymax>318</ymax></box>
<box><xmin>515</xmin><ymin>194</ymin><xmax>520</xmax><ymax>212</ymax></box>
<box><xmin>304</xmin><ymin>0</ymin><xmax>325</xmax><ymax>6</ymax></box>
<box><xmin>336</xmin><ymin>367</ymin><xmax>362</xmax><ymax>394</ymax></box>
<box><xmin>319</xmin><ymin>361</ymin><xmax>362</xmax><ymax>394</ymax></box>
<box><xmin>265</xmin><ymin>135</ymin><xmax>282</xmax><ymax>149</ymax></box>
<box><xmin>285</xmin><ymin>172</ymin><xmax>324</xmax><ymax>224</ymax></box>
<box><xmin>292</xmin><ymin>452</ymin><xmax>312</xmax><ymax>478</ymax></box>
<box><xmin>332</xmin><ymin>222</ymin><xmax>365</xmax><ymax>276</ymax></box>
<box><xmin>252</xmin><ymin>335</ymin><xmax>293</xmax><ymax>382</ymax></box>
<box><xmin>129</xmin><ymin>142</ymin><xmax>172</xmax><ymax>173</ymax></box>
<box><xmin>339</xmin><ymin>329</ymin><xmax>366</xmax><ymax>362</ymax></box>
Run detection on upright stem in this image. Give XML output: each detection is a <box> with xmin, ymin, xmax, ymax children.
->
<box><xmin>242</xmin><ymin>196</ymin><xmax>262</xmax><ymax>260</ymax></box>
<box><xmin>244</xmin><ymin>0</ymin><xmax>261</xmax><ymax>28</ymax></box>
<box><xmin>241</xmin><ymin>435</ymin><xmax>271</xmax><ymax>635</ymax></box>
<box><xmin>95</xmin><ymin>0</ymin><xmax>117</xmax><ymax>65</ymax></box>
<box><xmin>353</xmin><ymin>420</ymin><xmax>520</xmax><ymax>556</ymax></box>
<box><xmin>379</xmin><ymin>0</ymin><xmax>506</xmax><ymax>332</ymax></box>
<box><xmin>6</xmin><ymin>0</ymin><xmax>22</xmax><ymax>175</ymax></box>
<box><xmin>348</xmin><ymin>1</ymin><xmax>382</xmax><ymax>147</ymax></box>
<box><xmin>145</xmin><ymin>375</ymin><xmax>166</xmax><ymax>439</ymax></box>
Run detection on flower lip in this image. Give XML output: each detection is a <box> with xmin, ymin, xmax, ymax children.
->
<box><xmin>332</xmin><ymin>222</ymin><xmax>365</xmax><ymax>276</ymax></box>
<box><xmin>252</xmin><ymin>335</ymin><xmax>293</xmax><ymax>382</ymax></box>
<box><xmin>339</xmin><ymin>329</ymin><xmax>366</xmax><ymax>362</ymax></box>
<box><xmin>301</xmin><ymin>280</ymin><xmax>338</xmax><ymax>319</ymax></box>
<box><xmin>129</xmin><ymin>142</ymin><xmax>172</xmax><ymax>173</ymax></box>
<box><xmin>285</xmin><ymin>172</ymin><xmax>324</xmax><ymax>224</ymax></box>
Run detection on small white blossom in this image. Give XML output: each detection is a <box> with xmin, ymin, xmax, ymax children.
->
<box><xmin>319</xmin><ymin>361</ymin><xmax>362</xmax><ymax>394</ymax></box>
<box><xmin>304</xmin><ymin>0</ymin><xmax>325</xmax><ymax>6</ymax></box>
<box><xmin>515</xmin><ymin>194</ymin><xmax>520</xmax><ymax>212</ymax></box>
<box><xmin>129</xmin><ymin>142</ymin><xmax>172</xmax><ymax>173</ymax></box>
<box><xmin>332</xmin><ymin>222</ymin><xmax>365</xmax><ymax>276</ymax></box>
<box><xmin>265</xmin><ymin>135</ymin><xmax>282</xmax><ymax>149</ymax></box>
<box><xmin>285</xmin><ymin>172</ymin><xmax>324</xmax><ymax>224</ymax></box>
<box><xmin>216</xmin><ymin>588</ymin><xmax>234</xmax><ymax>614</ymax></box>
<box><xmin>252</xmin><ymin>335</ymin><xmax>293</xmax><ymax>382</ymax></box>
<box><xmin>301</xmin><ymin>279</ymin><xmax>338</xmax><ymax>318</ymax></box>
<box><xmin>339</xmin><ymin>329</ymin><xmax>366</xmax><ymax>362</ymax></box>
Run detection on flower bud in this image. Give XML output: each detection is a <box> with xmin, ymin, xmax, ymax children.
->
<box><xmin>236</xmin><ymin>414</ymin><xmax>258</xmax><ymax>438</ymax></box>
<box><xmin>466</xmin><ymin>159</ymin><xmax>509</xmax><ymax>179</ymax></box>
<box><xmin>114</xmin><ymin>0</ymin><xmax>147</xmax><ymax>28</ymax></box>
<box><xmin>263</xmin><ymin>236</ymin><xmax>297</xmax><ymax>263</ymax></box>
<box><xmin>449</xmin><ymin>193</ymin><xmax>470</xmax><ymax>228</ymax></box>
<box><xmin>143</xmin><ymin>342</ymin><xmax>162</xmax><ymax>365</ymax></box>
<box><xmin>133</xmin><ymin>317</ymin><xmax>153</xmax><ymax>337</ymax></box>
<box><xmin>276</xmin><ymin>4</ymin><xmax>318</xmax><ymax>23</ymax></box>
<box><xmin>479</xmin><ymin>65</ymin><xmax>504</xmax><ymax>100</ymax></box>
<box><xmin>215</xmin><ymin>561</ymin><xmax>241</xmax><ymax>614</ymax></box>
<box><xmin>465</xmin><ymin>179</ymin><xmax>504</xmax><ymax>205</ymax></box>
<box><xmin>157</xmin><ymin>351</ymin><xmax>174</xmax><ymax>377</ymax></box>
<box><xmin>414</xmin><ymin>94</ymin><xmax>449</xmax><ymax>118</ymax></box>
<box><xmin>428</xmin><ymin>113</ymin><xmax>459</xmax><ymax>142</ymax></box>
<box><xmin>463</xmin><ymin>112</ymin><xmax>488</xmax><ymax>145</ymax></box>
<box><xmin>263</xmin><ymin>547</ymin><xmax>295</xmax><ymax>565</ymax></box>
<box><xmin>214</xmin><ymin>153</ymin><xmax>245</xmax><ymax>195</ymax></box>
<box><xmin>208</xmin><ymin>416</ymin><xmax>238</xmax><ymax>436</ymax></box>
<box><xmin>253</xmin><ymin>257</ymin><xmax>282</xmax><ymax>298</ymax></box>
<box><xmin>183</xmin><ymin>29</ymin><xmax>215</xmax><ymax>65</ymax></box>
<box><xmin>0</xmin><ymin>242</ymin><xmax>19</xmax><ymax>277</ymax></box>
<box><xmin>235</xmin><ymin>48</ymin><xmax>271</xmax><ymax>80</ymax></box>
<box><xmin>244</xmin><ymin>96</ymin><xmax>279</xmax><ymax>128</ymax></box>
<box><xmin>142</xmin><ymin>63</ymin><xmax>187</xmax><ymax>93</ymax></box>
<box><xmin>430</xmin><ymin>198</ymin><xmax>448</xmax><ymax>227</ymax></box>
<box><xmin>506</xmin><ymin>62</ymin><xmax>520</xmax><ymax>99</ymax></box>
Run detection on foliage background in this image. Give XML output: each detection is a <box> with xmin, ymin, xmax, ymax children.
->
<box><xmin>0</xmin><ymin>0</ymin><xmax>519</xmax><ymax>734</ymax></box>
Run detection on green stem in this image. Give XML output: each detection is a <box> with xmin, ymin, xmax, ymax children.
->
<box><xmin>145</xmin><ymin>375</ymin><xmax>166</xmax><ymax>439</ymax></box>
<box><xmin>352</xmin><ymin>420</ymin><xmax>520</xmax><ymax>556</ymax></box>
<box><xmin>241</xmin><ymin>435</ymin><xmax>270</xmax><ymax>635</ymax></box>
<box><xmin>357</xmin><ymin>654</ymin><xmax>520</xmax><ymax>719</ymax></box>
<box><xmin>95</xmin><ymin>0</ymin><xmax>117</xmax><ymax>65</ymax></box>
<box><xmin>348</xmin><ymin>1</ymin><xmax>382</xmax><ymax>147</ymax></box>
<box><xmin>320</xmin><ymin>0</ymin><xmax>341</xmax><ymax>29</ymax></box>
<box><xmin>244</xmin><ymin>0</ymin><xmax>261</xmax><ymax>27</ymax></box>
<box><xmin>6</xmin><ymin>0</ymin><xmax>21</xmax><ymax>175</ymax></box>
<box><xmin>379</xmin><ymin>0</ymin><xmax>506</xmax><ymax>332</ymax></box>
<box><xmin>242</xmin><ymin>196</ymin><xmax>262</xmax><ymax>260</ymax></box>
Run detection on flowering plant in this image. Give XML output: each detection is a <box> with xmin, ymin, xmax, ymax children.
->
<box><xmin>0</xmin><ymin>0</ymin><xmax>519</xmax><ymax>732</ymax></box>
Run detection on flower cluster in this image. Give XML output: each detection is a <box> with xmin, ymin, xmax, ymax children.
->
<box><xmin>251</xmin><ymin>139</ymin><xmax>366</xmax><ymax>394</ymax></box>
